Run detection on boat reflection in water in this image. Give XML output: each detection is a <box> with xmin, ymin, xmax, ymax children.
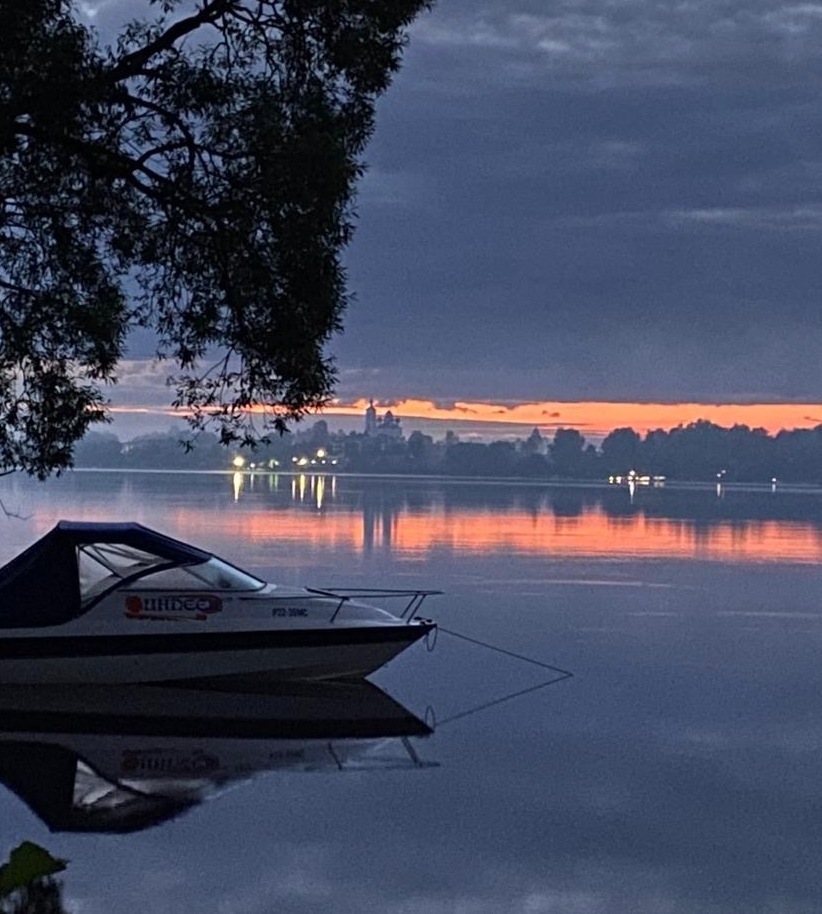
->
<box><xmin>0</xmin><ymin>680</ymin><xmax>434</xmax><ymax>833</ymax></box>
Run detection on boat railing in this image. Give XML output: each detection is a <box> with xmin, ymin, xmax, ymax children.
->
<box><xmin>306</xmin><ymin>587</ymin><xmax>442</xmax><ymax>622</ymax></box>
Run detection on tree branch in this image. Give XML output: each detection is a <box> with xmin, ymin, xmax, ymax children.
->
<box><xmin>106</xmin><ymin>0</ymin><xmax>236</xmax><ymax>82</ymax></box>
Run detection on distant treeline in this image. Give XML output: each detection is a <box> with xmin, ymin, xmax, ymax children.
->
<box><xmin>73</xmin><ymin>419</ymin><xmax>822</xmax><ymax>484</ymax></box>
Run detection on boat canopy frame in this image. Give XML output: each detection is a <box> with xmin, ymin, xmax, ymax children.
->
<box><xmin>0</xmin><ymin>522</ymin><xmax>212</xmax><ymax>628</ymax></box>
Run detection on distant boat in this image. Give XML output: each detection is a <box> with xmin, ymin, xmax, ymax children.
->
<box><xmin>608</xmin><ymin>470</ymin><xmax>666</xmax><ymax>487</ymax></box>
<box><xmin>0</xmin><ymin>521</ymin><xmax>439</xmax><ymax>684</ymax></box>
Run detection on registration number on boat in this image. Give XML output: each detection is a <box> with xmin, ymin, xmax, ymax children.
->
<box><xmin>272</xmin><ymin>606</ymin><xmax>308</xmax><ymax>618</ymax></box>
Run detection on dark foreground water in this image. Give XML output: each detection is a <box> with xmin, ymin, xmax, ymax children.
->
<box><xmin>2</xmin><ymin>471</ymin><xmax>822</xmax><ymax>913</ymax></box>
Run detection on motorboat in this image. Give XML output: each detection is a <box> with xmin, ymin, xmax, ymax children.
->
<box><xmin>0</xmin><ymin>521</ymin><xmax>438</xmax><ymax>684</ymax></box>
<box><xmin>0</xmin><ymin>680</ymin><xmax>434</xmax><ymax>832</ymax></box>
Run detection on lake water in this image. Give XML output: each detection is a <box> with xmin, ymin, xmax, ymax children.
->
<box><xmin>2</xmin><ymin>471</ymin><xmax>822</xmax><ymax>913</ymax></box>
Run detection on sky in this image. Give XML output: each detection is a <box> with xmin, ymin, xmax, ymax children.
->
<box><xmin>89</xmin><ymin>0</ymin><xmax>822</xmax><ymax>440</ymax></box>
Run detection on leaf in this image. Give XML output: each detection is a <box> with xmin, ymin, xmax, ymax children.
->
<box><xmin>0</xmin><ymin>843</ymin><xmax>68</xmax><ymax>899</ymax></box>
<box><xmin>0</xmin><ymin>0</ymin><xmax>431</xmax><ymax>475</ymax></box>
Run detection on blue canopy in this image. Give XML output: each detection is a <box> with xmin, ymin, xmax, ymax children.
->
<box><xmin>0</xmin><ymin>522</ymin><xmax>212</xmax><ymax>628</ymax></box>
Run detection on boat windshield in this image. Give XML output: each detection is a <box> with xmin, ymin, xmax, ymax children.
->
<box><xmin>122</xmin><ymin>557</ymin><xmax>266</xmax><ymax>592</ymax></box>
<box><xmin>78</xmin><ymin>543</ymin><xmax>265</xmax><ymax>604</ymax></box>
<box><xmin>78</xmin><ymin>543</ymin><xmax>172</xmax><ymax>602</ymax></box>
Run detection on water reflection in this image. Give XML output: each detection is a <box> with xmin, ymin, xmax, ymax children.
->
<box><xmin>288</xmin><ymin>473</ymin><xmax>331</xmax><ymax>510</ymax></box>
<box><xmin>220</xmin><ymin>474</ymin><xmax>822</xmax><ymax>563</ymax></box>
<box><xmin>3</xmin><ymin>474</ymin><xmax>822</xmax><ymax>911</ymax></box>
<box><xmin>6</xmin><ymin>472</ymin><xmax>822</xmax><ymax>565</ymax></box>
<box><xmin>0</xmin><ymin>681</ymin><xmax>432</xmax><ymax>834</ymax></box>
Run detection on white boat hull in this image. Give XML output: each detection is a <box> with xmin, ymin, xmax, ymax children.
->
<box><xmin>0</xmin><ymin>521</ymin><xmax>439</xmax><ymax>685</ymax></box>
<box><xmin>0</xmin><ymin>623</ymin><xmax>434</xmax><ymax>684</ymax></box>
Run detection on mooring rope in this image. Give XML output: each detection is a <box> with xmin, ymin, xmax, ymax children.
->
<box><xmin>426</xmin><ymin>626</ymin><xmax>574</xmax><ymax>728</ymax></box>
<box><xmin>432</xmin><ymin>675</ymin><xmax>571</xmax><ymax>727</ymax></box>
<box><xmin>437</xmin><ymin>626</ymin><xmax>574</xmax><ymax>677</ymax></box>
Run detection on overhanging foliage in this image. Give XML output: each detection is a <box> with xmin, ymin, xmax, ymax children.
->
<box><xmin>0</xmin><ymin>0</ymin><xmax>431</xmax><ymax>476</ymax></box>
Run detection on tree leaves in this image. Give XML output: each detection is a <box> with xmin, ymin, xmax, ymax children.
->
<box><xmin>0</xmin><ymin>0</ymin><xmax>432</xmax><ymax>476</ymax></box>
<box><xmin>0</xmin><ymin>842</ymin><xmax>67</xmax><ymax>899</ymax></box>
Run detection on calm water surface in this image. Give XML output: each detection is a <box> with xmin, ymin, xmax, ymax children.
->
<box><xmin>2</xmin><ymin>472</ymin><xmax>822</xmax><ymax>913</ymax></box>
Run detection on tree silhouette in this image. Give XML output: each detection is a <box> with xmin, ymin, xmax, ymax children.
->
<box><xmin>601</xmin><ymin>427</ymin><xmax>641</xmax><ymax>474</ymax></box>
<box><xmin>550</xmin><ymin>428</ymin><xmax>586</xmax><ymax>477</ymax></box>
<box><xmin>0</xmin><ymin>0</ymin><xmax>431</xmax><ymax>477</ymax></box>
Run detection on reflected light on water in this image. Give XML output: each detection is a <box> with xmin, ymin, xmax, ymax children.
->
<box><xmin>10</xmin><ymin>473</ymin><xmax>822</xmax><ymax>565</ymax></box>
<box><xmin>165</xmin><ymin>475</ymin><xmax>822</xmax><ymax>565</ymax></box>
<box><xmin>396</xmin><ymin>511</ymin><xmax>822</xmax><ymax>563</ymax></box>
<box><xmin>4</xmin><ymin>471</ymin><xmax>822</xmax><ymax>914</ymax></box>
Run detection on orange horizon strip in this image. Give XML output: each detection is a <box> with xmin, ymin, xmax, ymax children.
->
<box><xmin>105</xmin><ymin>398</ymin><xmax>822</xmax><ymax>439</ymax></box>
<box><xmin>322</xmin><ymin>398</ymin><xmax>822</xmax><ymax>437</ymax></box>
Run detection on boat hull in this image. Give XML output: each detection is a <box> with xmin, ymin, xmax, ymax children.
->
<box><xmin>0</xmin><ymin>622</ymin><xmax>435</xmax><ymax>684</ymax></box>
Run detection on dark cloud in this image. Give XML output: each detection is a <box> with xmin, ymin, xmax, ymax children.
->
<box><xmin>333</xmin><ymin>0</ymin><xmax>822</xmax><ymax>403</ymax></box>
<box><xmin>76</xmin><ymin>1</ymin><xmax>822</xmax><ymax>405</ymax></box>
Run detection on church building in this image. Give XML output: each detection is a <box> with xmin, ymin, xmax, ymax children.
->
<box><xmin>364</xmin><ymin>400</ymin><xmax>403</xmax><ymax>439</ymax></box>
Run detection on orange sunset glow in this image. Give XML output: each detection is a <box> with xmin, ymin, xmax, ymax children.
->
<box><xmin>21</xmin><ymin>474</ymin><xmax>810</xmax><ymax>568</ymax></box>
<box><xmin>105</xmin><ymin>392</ymin><xmax>822</xmax><ymax>442</ymax></box>
<box><xmin>322</xmin><ymin>398</ymin><xmax>822</xmax><ymax>439</ymax></box>
<box><xmin>169</xmin><ymin>498</ymin><xmax>822</xmax><ymax>566</ymax></box>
